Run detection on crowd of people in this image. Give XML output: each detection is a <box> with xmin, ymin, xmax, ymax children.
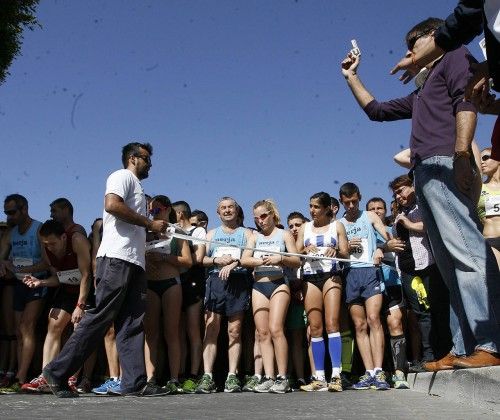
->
<box><xmin>0</xmin><ymin>10</ymin><xmax>500</xmax><ymax>398</ymax></box>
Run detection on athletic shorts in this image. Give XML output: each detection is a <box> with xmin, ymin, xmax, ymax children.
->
<box><xmin>204</xmin><ymin>272</ymin><xmax>250</xmax><ymax>317</ymax></box>
<box><xmin>344</xmin><ymin>266</ymin><xmax>382</xmax><ymax>305</ymax></box>
<box><xmin>285</xmin><ymin>300</ymin><xmax>307</xmax><ymax>330</ymax></box>
<box><xmin>181</xmin><ymin>268</ymin><xmax>206</xmax><ymax>310</ymax></box>
<box><xmin>51</xmin><ymin>286</ymin><xmax>79</xmax><ymax>314</ymax></box>
<box><xmin>382</xmin><ymin>284</ymin><xmax>405</xmax><ymax>313</ymax></box>
<box><xmin>14</xmin><ymin>281</ymin><xmax>47</xmax><ymax>312</ymax></box>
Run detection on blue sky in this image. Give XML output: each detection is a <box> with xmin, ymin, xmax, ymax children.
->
<box><xmin>1</xmin><ymin>0</ymin><xmax>496</xmax><ymax>230</ymax></box>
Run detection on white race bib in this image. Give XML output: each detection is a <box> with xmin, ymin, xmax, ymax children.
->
<box><xmin>254</xmin><ymin>245</ymin><xmax>282</xmax><ymax>274</ymax></box>
<box><xmin>485</xmin><ymin>195</ymin><xmax>500</xmax><ymax>217</ymax></box>
<box><xmin>303</xmin><ymin>246</ymin><xmax>333</xmax><ymax>274</ymax></box>
<box><xmin>57</xmin><ymin>268</ymin><xmax>82</xmax><ymax>285</ymax></box>
<box><xmin>12</xmin><ymin>257</ymin><xmax>33</xmax><ymax>280</ymax></box>
<box><xmin>146</xmin><ymin>239</ymin><xmax>171</xmax><ymax>254</ymax></box>
<box><xmin>212</xmin><ymin>246</ymin><xmax>241</xmax><ymax>260</ymax></box>
<box><xmin>350</xmin><ymin>238</ymin><xmax>370</xmax><ymax>263</ymax></box>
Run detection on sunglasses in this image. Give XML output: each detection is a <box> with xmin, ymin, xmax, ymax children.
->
<box><xmin>254</xmin><ymin>212</ymin><xmax>270</xmax><ymax>221</ymax></box>
<box><xmin>407</xmin><ymin>30</ymin><xmax>433</xmax><ymax>51</ymax></box>
<box><xmin>481</xmin><ymin>154</ymin><xmax>491</xmax><ymax>162</ymax></box>
<box><xmin>149</xmin><ymin>207</ymin><xmax>167</xmax><ymax>216</ymax></box>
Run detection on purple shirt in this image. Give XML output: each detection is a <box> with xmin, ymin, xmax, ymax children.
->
<box><xmin>363</xmin><ymin>46</ymin><xmax>477</xmax><ymax>164</ymax></box>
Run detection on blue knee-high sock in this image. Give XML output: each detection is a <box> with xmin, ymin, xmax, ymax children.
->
<box><xmin>311</xmin><ymin>337</ymin><xmax>325</xmax><ymax>378</ymax></box>
<box><xmin>328</xmin><ymin>332</ymin><xmax>342</xmax><ymax>372</ymax></box>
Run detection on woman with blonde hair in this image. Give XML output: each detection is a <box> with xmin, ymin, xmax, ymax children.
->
<box><xmin>241</xmin><ymin>199</ymin><xmax>300</xmax><ymax>394</ymax></box>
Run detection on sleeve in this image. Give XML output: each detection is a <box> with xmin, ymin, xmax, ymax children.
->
<box><xmin>191</xmin><ymin>227</ymin><xmax>207</xmax><ymax>246</ymax></box>
<box><xmin>363</xmin><ymin>94</ymin><xmax>415</xmax><ymax>122</ymax></box>
<box><xmin>442</xmin><ymin>48</ymin><xmax>478</xmax><ymax>114</ymax></box>
<box><xmin>105</xmin><ymin>171</ymin><xmax>130</xmax><ymax>200</ymax></box>
<box><xmin>434</xmin><ymin>0</ymin><xmax>484</xmax><ymax>51</ymax></box>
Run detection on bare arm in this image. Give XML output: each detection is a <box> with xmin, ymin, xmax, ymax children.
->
<box><xmin>341</xmin><ymin>53</ymin><xmax>375</xmax><ymax>109</ymax></box>
<box><xmin>335</xmin><ymin>222</ymin><xmax>349</xmax><ymax>260</ymax></box>
<box><xmin>394</xmin><ymin>148</ymin><xmax>412</xmax><ymax>169</ymax></box>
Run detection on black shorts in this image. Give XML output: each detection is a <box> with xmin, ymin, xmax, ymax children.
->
<box><xmin>147</xmin><ymin>277</ymin><xmax>180</xmax><ymax>299</ymax></box>
<box><xmin>14</xmin><ymin>281</ymin><xmax>47</xmax><ymax>312</ymax></box>
<box><xmin>303</xmin><ymin>272</ymin><xmax>341</xmax><ymax>291</ymax></box>
<box><xmin>181</xmin><ymin>267</ymin><xmax>206</xmax><ymax>310</ymax></box>
<box><xmin>382</xmin><ymin>284</ymin><xmax>405</xmax><ymax>313</ymax></box>
<box><xmin>204</xmin><ymin>272</ymin><xmax>250</xmax><ymax>317</ymax></box>
<box><xmin>252</xmin><ymin>278</ymin><xmax>288</xmax><ymax>300</ymax></box>
<box><xmin>51</xmin><ymin>286</ymin><xmax>79</xmax><ymax>314</ymax></box>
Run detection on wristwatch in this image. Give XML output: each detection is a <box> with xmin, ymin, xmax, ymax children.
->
<box><xmin>76</xmin><ymin>302</ymin><xmax>86</xmax><ymax>310</ymax></box>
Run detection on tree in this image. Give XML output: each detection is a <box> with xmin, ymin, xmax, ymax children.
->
<box><xmin>0</xmin><ymin>0</ymin><xmax>40</xmax><ymax>85</ymax></box>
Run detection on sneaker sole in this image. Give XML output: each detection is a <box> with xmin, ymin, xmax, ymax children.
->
<box><xmin>223</xmin><ymin>388</ymin><xmax>241</xmax><ymax>393</ymax></box>
<box><xmin>196</xmin><ymin>389</ymin><xmax>217</xmax><ymax>394</ymax></box>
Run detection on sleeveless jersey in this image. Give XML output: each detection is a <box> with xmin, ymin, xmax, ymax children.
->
<box><xmin>478</xmin><ymin>183</ymin><xmax>500</xmax><ymax>220</ymax></box>
<box><xmin>340</xmin><ymin>211</ymin><xmax>377</xmax><ymax>268</ymax></box>
<box><xmin>209</xmin><ymin>226</ymin><xmax>246</xmax><ymax>274</ymax></box>
<box><xmin>10</xmin><ymin>220</ymin><xmax>43</xmax><ymax>280</ymax></box>
<box><xmin>302</xmin><ymin>221</ymin><xmax>339</xmax><ymax>275</ymax></box>
<box><xmin>254</xmin><ymin>229</ymin><xmax>286</xmax><ymax>277</ymax></box>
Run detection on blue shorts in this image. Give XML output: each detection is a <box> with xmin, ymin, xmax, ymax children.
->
<box><xmin>204</xmin><ymin>272</ymin><xmax>250</xmax><ymax>317</ymax></box>
<box><xmin>345</xmin><ymin>266</ymin><xmax>382</xmax><ymax>305</ymax></box>
<box><xmin>14</xmin><ymin>281</ymin><xmax>47</xmax><ymax>312</ymax></box>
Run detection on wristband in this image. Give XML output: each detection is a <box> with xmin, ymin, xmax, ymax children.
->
<box><xmin>212</xmin><ymin>257</ymin><xmax>217</xmax><ymax>266</ymax></box>
<box><xmin>76</xmin><ymin>302</ymin><xmax>86</xmax><ymax>310</ymax></box>
<box><xmin>235</xmin><ymin>259</ymin><xmax>241</xmax><ymax>267</ymax></box>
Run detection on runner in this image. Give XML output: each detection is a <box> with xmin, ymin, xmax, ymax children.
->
<box><xmin>296</xmin><ymin>192</ymin><xmax>349</xmax><ymax>392</ymax></box>
<box><xmin>338</xmin><ymin>183</ymin><xmax>390</xmax><ymax>390</ymax></box>
<box><xmin>240</xmin><ymin>200</ymin><xmax>300</xmax><ymax>393</ymax></box>
<box><xmin>0</xmin><ymin>194</ymin><xmax>48</xmax><ymax>393</ymax></box>
<box><xmin>21</xmin><ymin>219</ymin><xmax>91</xmax><ymax>393</ymax></box>
<box><xmin>144</xmin><ymin>195</ymin><xmax>192</xmax><ymax>393</ymax></box>
<box><xmin>49</xmin><ymin>198</ymin><xmax>86</xmax><ymax>236</ymax></box>
<box><xmin>196</xmin><ymin>197</ymin><xmax>253</xmax><ymax>394</ymax></box>
<box><xmin>190</xmin><ymin>210</ymin><xmax>209</xmax><ymax>230</ymax></box>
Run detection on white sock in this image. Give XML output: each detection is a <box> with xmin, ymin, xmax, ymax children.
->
<box><xmin>367</xmin><ymin>370</ymin><xmax>374</xmax><ymax>377</ymax></box>
<box><xmin>331</xmin><ymin>367</ymin><xmax>341</xmax><ymax>378</ymax></box>
<box><xmin>315</xmin><ymin>370</ymin><xmax>326</xmax><ymax>381</ymax></box>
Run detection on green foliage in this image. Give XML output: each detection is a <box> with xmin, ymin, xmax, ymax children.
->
<box><xmin>0</xmin><ymin>0</ymin><xmax>40</xmax><ymax>85</ymax></box>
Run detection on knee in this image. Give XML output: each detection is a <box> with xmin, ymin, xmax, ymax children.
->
<box><xmin>269</xmin><ymin>324</ymin><xmax>284</xmax><ymax>340</ymax></box>
<box><xmin>105</xmin><ymin>326</ymin><xmax>116</xmax><ymax>340</ymax></box>
<box><xmin>366</xmin><ymin>313</ymin><xmax>382</xmax><ymax>329</ymax></box>
<box><xmin>256</xmin><ymin>328</ymin><xmax>271</xmax><ymax>342</ymax></box>
<box><xmin>353</xmin><ymin>318</ymin><xmax>368</xmax><ymax>333</ymax></box>
<box><xmin>308</xmin><ymin>321</ymin><xmax>323</xmax><ymax>338</ymax></box>
<box><xmin>325</xmin><ymin>319</ymin><xmax>339</xmax><ymax>334</ymax></box>
<box><xmin>227</xmin><ymin>326</ymin><xmax>241</xmax><ymax>343</ymax></box>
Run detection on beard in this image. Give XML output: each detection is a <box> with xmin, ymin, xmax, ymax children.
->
<box><xmin>137</xmin><ymin>167</ymin><xmax>150</xmax><ymax>180</ymax></box>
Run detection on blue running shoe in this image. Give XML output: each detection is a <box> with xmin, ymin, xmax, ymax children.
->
<box><xmin>92</xmin><ymin>378</ymin><xmax>120</xmax><ymax>395</ymax></box>
<box><xmin>371</xmin><ymin>371</ymin><xmax>390</xmax><ymax>390</ymax></box>
<box><xmin>352</xmin><ymin>373</ymin><xmax>373</xmax><ymax>390</ymax></box>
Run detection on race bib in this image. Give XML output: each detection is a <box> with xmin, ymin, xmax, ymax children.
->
<box><xmin>303</xmin><ymin>246</ymin><xmax>333</xmax><ymax>274</ymax></box>
<box><xmin>350</xmin><ymin>238</ymin><xmax>370</xmax><ymax>263</ymax></box>
<box><xmin>485</xmin><ymin>195</ymin><xmax>500</xmax><ymax>217</ymax></box>
<box><xmin>254</xmin><ymin>246</ymin><xmax>282</xmax><ymax>274</ymax></box>
<box><xmin>57</xmin><ymin>268</ymin><xmax>82</xmax><ymax>285</ymax></box>
<box><xmin>12</xmin><ymin>257</ymin><xmax>33</xmax><ymax>280</ymax></box>
<box><xmin>212</xmin><ymin>246</ymin><xmax>241</xmax><ymax>260</ymax></box>
<box><xmin>146</xmin><ymin>239</ymin><xmax>171</xmax><ymax>254</ymax></box>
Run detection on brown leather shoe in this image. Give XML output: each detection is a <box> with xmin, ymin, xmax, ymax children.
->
<box><xmin>453</xmin><ymin>350</ymin><xmax>500</xmax><ymax>369</ymax></box>
<box><xmin>423</xmin><ymin>353</ymin><xmax>460</xmax><ymax>372</ymax></box>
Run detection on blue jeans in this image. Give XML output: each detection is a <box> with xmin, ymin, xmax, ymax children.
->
<box><xmin>414</xmin><ymin>156</ymin><xmax>500</xmax><ymax>355</ymax></box>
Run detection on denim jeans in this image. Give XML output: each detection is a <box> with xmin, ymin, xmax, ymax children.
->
<box><xmin>414</xmin><ymin>156</ymin><xmax>500</xmax><ymax>355</ymax></box>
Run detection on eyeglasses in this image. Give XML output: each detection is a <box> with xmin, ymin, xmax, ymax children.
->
<box><xmin>4</xmin><ymin>209</ymin><xmax>18</xmax><ymax>216</ymax></box>
<box><xmin>481</xmin><ymin>154</ymin><xmax>491</xmax><ymax>162</ymax></box>
<box><xmin>407</xmin><ymin>30</ymin><xmax>433</xmax><ymax>51</ymax></box>
<box><xmin>254</xmin><ymin>212</ymin><xmax>270</xmax><ymax>221</ymax></box>
<box><xmin>135</xmin><ymin>154</ymin><xmax>151</xmax><ymax>165</ymax></box>
<box><xmin>149</xmin><ymin>207</ymin><xmax>166</xmax><ymax>216</ymax></box>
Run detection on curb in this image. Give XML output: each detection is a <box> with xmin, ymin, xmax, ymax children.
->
<box><xmin>408</xmin><ymin>367</ymin><xmax>500</xmax><ymax>414</ymax></box>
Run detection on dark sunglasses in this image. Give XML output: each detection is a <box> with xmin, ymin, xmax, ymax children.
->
<box><xmin>407</xmin><ymin>30</ymin><xmax>433</xmax><ymax>51</ymax></box>
<box><xmin>481</xmin><ymin>154</ymin><xmax>491</xmax><ymax>162</ymax></box>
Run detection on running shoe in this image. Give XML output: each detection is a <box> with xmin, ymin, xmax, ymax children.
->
<box><xmin>163</xmin><ymin>380</ymin><xmax>183</xmax><ymax>395</ymax></box>
<box><xmin>0</xmin><ymin>381</ymin><xmax>22</xmax><ymax>394</ymax></box>
<box><xmin>328</xmin><ymin>376</ymin><xmax>343</xmax><ymax>392</ymax></box>
<box><xmin>92</xmin><ymin>377</ymin><xmax>121</xmax><ymax>395</ymax></box>
<box><xmin>371</xmin><ymin>371</ymin><xmax>390</xmax><ymax>390</ymax></box>
<box><xmin>300</xmin><ymin>379</ymin><xmax>328</xmax><ymax>392</ymax></box>
<box><xmin>269</xmin><ymin>377</ymin><xmax>291</xmax><ymax>394</ymax></box>
<box><xmin>195</xmin><ymin>374</ymin><xmax>217</xmax><ymax>394</ymax></box>
<box><xmin>139</xmin><ymin>381</ymin><xmax>168</xmax><ymax>397</ymax></box>
<box><xmin>107</xmin><ymin>381</ymin><xmax>124</xmax><ymax>395</ymax></box>
<box><xmin>224</xmin><ymin>374</ymin><xmax>241</xmax><ymax>393</ymax></box>
<box><xmin>0</xmin><ymin>373</ymin><xmax>10</xmax><ymax>388</ymax></box>
<box><xmin>242</xmin><ymin>375</ymin><xmax>260</xmax><ymax>392</ymax></box>
<box><xmin>352</xmin><ymin>373</ymin><xmax>373</xmax><ymax>390</ymax></box>
<box><xmin>253</xmin><ymin>377</ymin><xmax>274</xmax><ymax>393</ymax></box>
<box><xmin>42</xmin><ymin>368</ymin><xmax>79</xmax><ymax>398</ymax></box>
<box><xmin>21</xmin><ymin>375</ymin><xmax>50</xmax><ymax>393</ymax></box>
<box><xmin>76</xmin><ymin>376</ymin><xmax>92</xmax><ymax>394</ymax></box>
<box><xmin>392</xmin><ymin>371</ymin><xmax>410</xmax><ymax>390</ymax></box>
<box><xmin>340</xmin><ymin>372</ymin><xmax>353</xmax><ymax>390</ymax></box>
<box><xmin>181</xmin><ymin>377</ymin><xmax>198</xmax><ymax>394</ymax></box>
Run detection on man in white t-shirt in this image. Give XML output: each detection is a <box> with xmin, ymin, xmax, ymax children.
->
<box><xmin>43</xmin><ymin>142</ymin><xmax>168</xmax><ymax>398</ymax></box>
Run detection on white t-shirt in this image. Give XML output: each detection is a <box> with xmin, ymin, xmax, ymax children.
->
<box><xmin>96</xmin><ymin>169</ymin><xmax>147</xmax><ymax>269</ymax></box>
<box><xmin>189</xmin><ymin>226</ymin><xmax>207</xmax><ymax>246</ymax></box>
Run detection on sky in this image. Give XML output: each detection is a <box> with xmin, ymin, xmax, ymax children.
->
<box><xmin>1</xmin><ymin>0</ymin><xmax>496</xmax><ymax>231</ymax></box>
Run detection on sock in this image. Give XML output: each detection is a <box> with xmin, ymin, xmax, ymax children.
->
<box><xmin>205</xmin><ymin>372</ymin><xmax>213</xmax><ymax>379</ymax></box>
<box><xmin>340</xmin><ymin>330</ymin><xmax>354</xmax><ymax>373</ymax></box>
<box><xmin>331</xmin><ymin>367</ymin><xmax>341</xmax><ymax>378</ymax></box>
<box><xmin>328</xmin><ymin>332</ymin><xmax>342</xmax><ymax>372</ymax></box>
<box><xmin>311</xmin><ymin>337</ymin><xmax>326</xmax><ymax>381</ymax></box>
<box><xmin>227</xmin><ymin>372</ymin><xmax>236</xmax><ymax>379</ymax></box>
<box><xmin>374</xmin><ymin>367</ymin><xmax>382</xmax><ymax>375</ymax></box>
<box><xmin>255</xmin><ymin>374</ymin><xmax>262</xmax><ymax>381</ymax></box>
<box><xmin>390</xmin><ymin>334</ymin><xmax>408</xmax><ymax>373</ymax></box>
<box><xmin>367</xmin><ymin>370</ymin><xmax>374</xmax><ymax>377</ymax></box>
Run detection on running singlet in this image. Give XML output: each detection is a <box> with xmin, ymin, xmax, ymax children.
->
<box><xmin>10</xmin><ymin>220</ymin><xmax>43</xmax><ymax>280</ymax></box>
<box><xmin>302</xmin><ymin>221</ymin><xmax>339</xmax><ymax>275</ymax></box>
<box><xmin>340</xmin><ymin>211</ymin><xmax>377</xmax><ymax>268</ymax></box>
<box><xmin>254</xmin><ymin>229</ymin><xmax>286</xmax><ymax>277</ymax></box>
<box><xmin>45</xmin><ymin>225</ymin><xmax>81</xmax><ymax>289</ymax></box>
<box><xmin>375</xmin><ymin>227</ymin><xmax>400</xmax><ymax>286</ymax></box>
<box><xmin>478</xmin><ymin>184</ymin><xmax>500</xmax><ymax>220</ymax></box>
<box><xmin>208</xmin><ymin>226</ymin><xmax>246</xmax><ymax>274</ymax></box>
